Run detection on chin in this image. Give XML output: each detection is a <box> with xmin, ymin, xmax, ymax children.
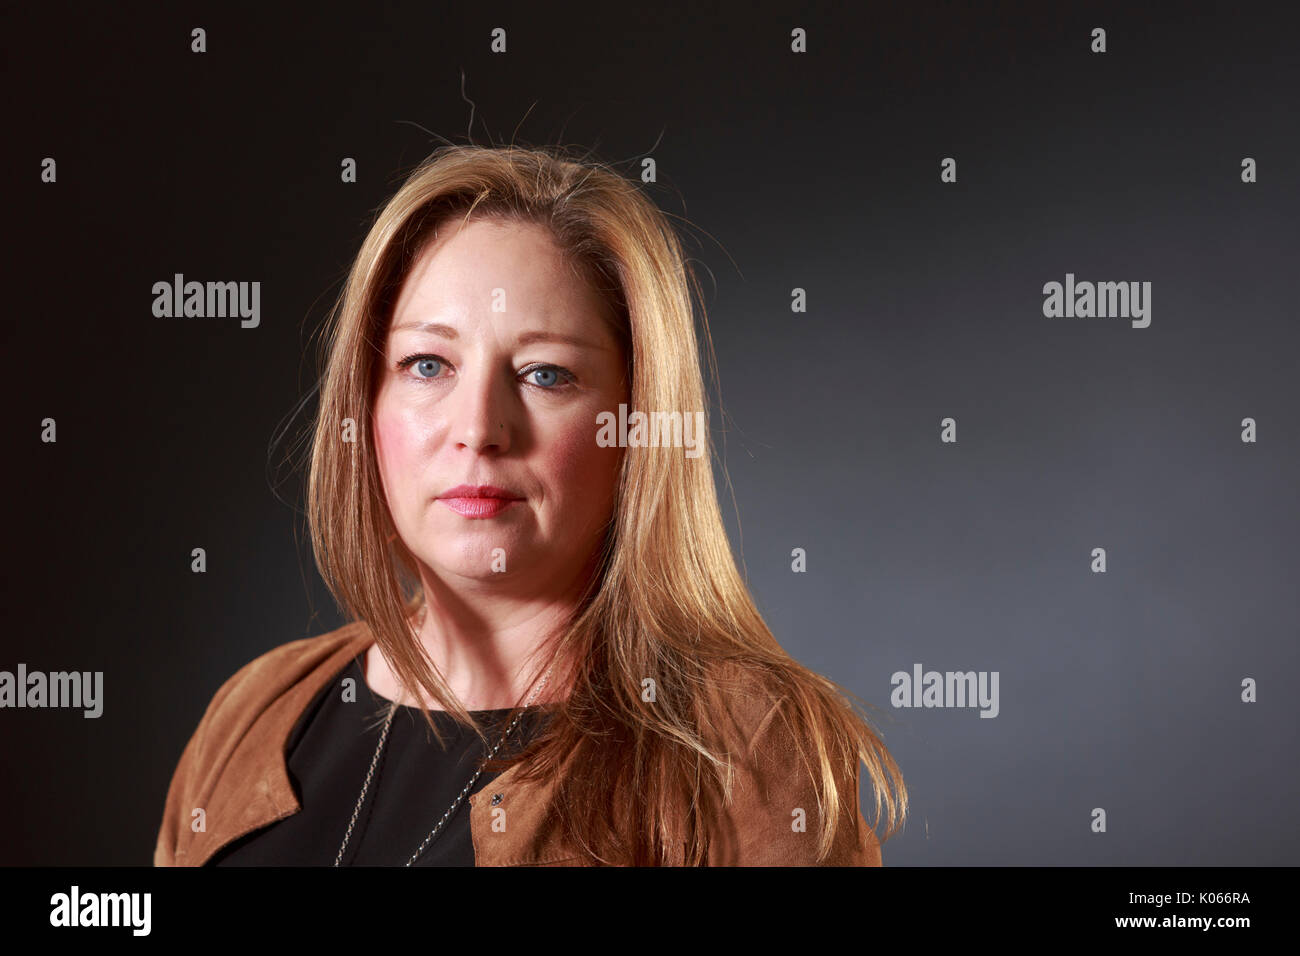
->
<box><xmin>429</xmin><ymin>539</ymin><xmax>525</xmax><ymax>579</ymax></box>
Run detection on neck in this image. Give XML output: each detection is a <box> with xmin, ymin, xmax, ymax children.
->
<box><xmin>368</xmin><ymin>563</ymin><xmax>594</xmax><ymax>712</ymax></box>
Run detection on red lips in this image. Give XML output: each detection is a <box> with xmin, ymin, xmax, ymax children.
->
<box><xmin>437</xmin><ymin>484</ymin><xmax>524</xmax><ymax>519</ymax></box>
<box><xmin>439</xmin><ymin>484</ymin><xmax>523</xmax><ymax>499</ymax></box>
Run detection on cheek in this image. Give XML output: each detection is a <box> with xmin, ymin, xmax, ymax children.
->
<box><xmin>538</xmin><ymin>417</ymin><xmax>623</xmax><ymax>499</ymax></box>
<box><xmin>372</xmin><ymin>401</ymin><xmax>427</xmax><ymax>503</ymax></box>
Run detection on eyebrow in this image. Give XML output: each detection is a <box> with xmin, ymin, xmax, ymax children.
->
<box><xmin>390</xmin><ymin>320</ymin><xmax>612</xmax><ymax>351</ymax></box>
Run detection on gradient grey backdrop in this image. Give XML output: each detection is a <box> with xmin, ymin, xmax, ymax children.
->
<box><xmin>4</xmin><ymin>0</ymin><xmax>1297</xmax><ymax>865</ymax></box>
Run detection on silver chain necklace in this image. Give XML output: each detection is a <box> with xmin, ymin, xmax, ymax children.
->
<box><xmin>335</xmin><ymin>628</ymin><xmax>556</xmax><ymax>867</ymax></box>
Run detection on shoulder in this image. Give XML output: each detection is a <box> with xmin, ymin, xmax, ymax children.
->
<box><xmin>194</xmin><ymin>620</ymin><xmax>372</xmax><ymax>737</ymax></box>
<box><xmin>698</xmin><ymin>658</ymin><xmax>792</xmax><ymax>749</ymax></box>
<box><xmin>700</xmin><ymin>658</ymin><xmax>883</xmax><ymax>866</ymax></box>
<box><xmin>208</xmin><ymin>621</ymin><xmax>372</xmax><ymax>702</ymax></box>
<box><xmin>171</xmin><ymin>620</ymin><xmax>373</xmax><ymax>786</ymax></box>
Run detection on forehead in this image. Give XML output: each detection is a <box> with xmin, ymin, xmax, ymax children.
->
<box><xmin>389</xmin><ymin>217</ymin><xmax>614</xmax><ymax>336</ymax></box>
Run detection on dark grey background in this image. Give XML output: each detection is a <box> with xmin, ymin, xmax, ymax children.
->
<box><xmin>3</xmin><ymin>0</ymin><xmax>1296</xmax><ymax>865</ymax></box>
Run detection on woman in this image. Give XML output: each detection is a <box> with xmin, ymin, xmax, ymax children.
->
<box><xmin>153</xmin><ymin>143</ymin><xmax>907</xmax><ymax>866</ymax></box>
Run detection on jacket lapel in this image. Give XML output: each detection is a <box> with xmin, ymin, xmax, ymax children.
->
<box><xmin>182</xmin><ymin>625</ymin><xmax>372</xmax><ymax>865</ymax></box>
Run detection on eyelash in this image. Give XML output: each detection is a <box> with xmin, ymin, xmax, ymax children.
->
<box><xmin>394</xmin><ymin>353</ymin><xmax>577</xmax><ymax>390</ymax></box>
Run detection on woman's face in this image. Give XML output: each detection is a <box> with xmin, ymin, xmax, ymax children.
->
<box><xmin>373</xmin><ymin>217</ymin><xmax>628</xmax><ymax>598</ymax></box>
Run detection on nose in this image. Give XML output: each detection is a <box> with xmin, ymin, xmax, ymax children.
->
<box><xmin>448</xmin><ymin>362</ymin><xmax>513</xmax><ymax>454</ymax></box>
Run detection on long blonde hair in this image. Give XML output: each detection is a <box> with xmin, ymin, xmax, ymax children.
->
<box><xmin>306</xmin><ymin>142</ymin><xmax>907</xmax><ymax>864</ymax></box>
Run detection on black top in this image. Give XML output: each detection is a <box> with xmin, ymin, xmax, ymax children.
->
<box><xmin>209</xmin><ymin>653</ymin><xmax>551</xmax><ymax>866</ymax></box>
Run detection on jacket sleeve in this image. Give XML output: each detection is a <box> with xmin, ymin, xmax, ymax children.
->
<box><xmin>710</xmin><ymin>695</ymin><xmax>883</xmax><ymax>866</ymax></box>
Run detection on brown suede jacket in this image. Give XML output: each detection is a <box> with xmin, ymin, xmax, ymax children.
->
<box><xmin>153</xmin><ymin>621</ymin><xmax>882</xmax><ymax>866</ymax></box>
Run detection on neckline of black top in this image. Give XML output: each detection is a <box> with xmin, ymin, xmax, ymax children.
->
<box><xmin>362</xmin><ymin>659</ymin><xmax>552</xmax><ymax>717</ymax></box>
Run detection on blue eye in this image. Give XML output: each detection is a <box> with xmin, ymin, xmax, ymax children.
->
<box><xmin>522</xmin><ymin>365</ymin><xmax>575</xmax><ymax>389</ymax></box>
<box><xmin>396</xmin><ymin>354</ymin><xmax>446</xmax><ymax>379</ymax></box>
